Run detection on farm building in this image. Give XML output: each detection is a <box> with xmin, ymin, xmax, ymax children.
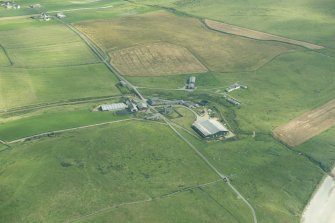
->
<box><xmin>225</xmin><ymin>83</ymin><xmax>247</xmax><ymax>92</ymax></box>
<box><xmin>99</xmin><ymin>103</ymin><xmax>128</xmax><ymax>111</ymax></box>
<box><xmin>136</xmin><ymin>101</ymin><xmax>148</xmax><ymax>110</ymax></box>
<box><xmin>30</xmin><ymin>4</ymin><xmax>41</xmax><ymax>8</ymax></box>
<box><xmin>147</xmin><ymin>98</ymin><xmax>183</xmax><ymax>106</ymax></box>
<box><xmin>192</xmin><ymin>119</ymin><xmax>229</xmax><ymax>138</ymax></box>
<box><xmin>56</xmin><ymin>12</ymin><xmax>66</xmax><ymax>19</ymax></box>
<box><xmin>226</xmin><ymin>97</ymin><xmax>241</xmax><ymax>106</ymax></box>
<box><xmin>126</xmin><ymin>100</ymin><xmax>138</xmax><ymax>112</ymax></box>
<box><xmin>186</xmin><ymin>76</ymin><xmax>196</xmax><ymax>89</ymax></box>
<box><xmin>1</xmin><ymin>1</ymin><xmax>20</xmax><ymax>9</ymax></box>
<box><xmin>119</xmin><ymin>80</ymin><xmax>127</xmax><ymax>87</ymax></box>
<box><xmin>39</xmin><ymin>13</ymin><xmax>51</xmax><ymax>21</ymax></box>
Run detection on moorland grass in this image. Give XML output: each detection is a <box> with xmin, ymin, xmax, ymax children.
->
<box><xmin>0</xmin><ymin>121</ymin><xmax>236</xmax><ymax>223</ymax></box>
<box><xmin>78</xmin><ymin>181</ymin><xmax>253</xmax><ymax>223</ymax></box>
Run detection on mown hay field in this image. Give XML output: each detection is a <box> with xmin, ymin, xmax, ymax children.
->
<box><xmin>110</xmin><ymin>42</ymin><xmax>208</xmax><ymax>76</ymax></box>
<box><xmin>76</xmin><ymin>11</ymin><xmax>297</xmax><ymax>73</ymax></box>
<box><xmin>273</xmin><ymin>99</ymin><xmax>335</xmax><ymax>147</ymax></box>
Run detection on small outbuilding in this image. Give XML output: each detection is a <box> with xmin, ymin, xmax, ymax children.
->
<box><xmin>186</xmin><ymin>76</ymin><xmax>196</xmax><ymax>89</ymax></box>
<box><xmin>30</xmin><ymin>4</ymin><xmax>41</xmax><ymax>8</ymax></box>
<box><xmin>192</xmin><ymin>119</ymin><xmax>229</xmax><ymax>139</ymax></box>
<box><xmin>56</xmin><ymin>12</ymin><xmax>66</xmax><ymax>19</ymax></box>
<box><xmin>136</xmin><ymin>101</ymin><xmax>148</xmax><ymax>110</ymax></box>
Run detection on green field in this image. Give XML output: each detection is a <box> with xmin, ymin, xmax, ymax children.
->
<box><xmin>0</xmin><ymin>121</ymin><xmax>254</xmax><ymax>223</ymax></box>
<box><xmin>295</xmin><ymin>126</ymin><xmax>335</xmax><ymax>171</ymax></box>
<box><xmin>0</xmin><ymin>45</ymin><xmax>11</xmax><ymax>66</ymax></box>
<box><xmin>0</xmin><ymin>109</ymin><xmax>130</xmax><ymax>142</ymax></box>
<box><xmin>0</xmin><ymin>64</ymin><xmax>121</xmax><ymax>109</ymax></box>
<box><xmin>0</xmin><ymin>19</ymin><xmax>121</xmax><ymax>110</ymax></box>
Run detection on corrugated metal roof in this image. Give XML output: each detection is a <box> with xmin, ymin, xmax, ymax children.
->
<box><xmin>192</xmin><ymin>119</ymin><xmax>228</xmax><ymax>136</ymax></box>
<box><xmin>100</xmin><ymin>103</ymin><xmax>128</xmax><ymax>111</ymax></box>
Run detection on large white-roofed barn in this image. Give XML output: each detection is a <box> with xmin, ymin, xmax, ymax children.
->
<box><xmin>192</xmin><ymin>119</ymin><xmax>229</xmax><ymax>139</ymax></box>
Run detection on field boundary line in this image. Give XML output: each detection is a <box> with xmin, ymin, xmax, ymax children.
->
<box><xmin>65</xmin><ymin>179</ymin><xmax>222</xmax><ymax>223</ymax></box>
<box><xmin>0</xmin><ymin>95</ymin><xmax>123</xmax><ymax>115</ymax></box>
<box><xmin>7</xmin><ymin>118</ymin><xmax>135</xmax><ymax>144</ymax></box>
<box><xmin>0</xmin><ymin>44</ymin><xmax>13</xmax><ymax>66</ymax></box>
<box><xmin>203</xmin><ymin>19</ymin><xmax>324</xmax><ymax>50</ymax></box>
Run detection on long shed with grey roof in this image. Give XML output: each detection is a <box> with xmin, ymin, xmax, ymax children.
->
<box><xmin>99</xmin><ymin>103</ymin><xmax>128</xmax><ymax>111</ymax></box>
<box><xmin>192</xmin><ymin>119</ymin><xmax>229</xmax><ymax>138</ymax></box>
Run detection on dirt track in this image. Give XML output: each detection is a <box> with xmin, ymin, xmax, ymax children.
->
<box><xmin>205</xmin><ymin>19</ymin><xmax>324</xmax><ymax>50</ymax></box>
<box><xmin>273</xmin><ymin>99</ymin><xmax>335</xmax><ymax>147</ymax></box>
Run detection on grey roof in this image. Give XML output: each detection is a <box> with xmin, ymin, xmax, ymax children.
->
<box><xmin>100</xmin><ymin>103</ymin><xmax>127</xmax><ymax>111</ymax></box>
<box><xmin>192</xmin><ymin>119</ymin><xmax>228</xmax><ymax>137</ymax></box>
<box><xmin>189</xmin><ymin>76</ymin><xmax>196</xmax><ymax>83</ymax></box>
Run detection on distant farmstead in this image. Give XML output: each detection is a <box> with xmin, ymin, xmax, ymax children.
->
<box><xmin>225</xmin><ymin>82</ymin><xmax>247</xmax><ymax>93</ymax></box>
<box><xmin>1</xmin><ymin>1</ymin><xmax>20</xmax><ymax>9</ymax></box>
<box><xmin>192</xmin><ymin>119</ymin><xmax>229</xmax><ymax>139</ymax></box>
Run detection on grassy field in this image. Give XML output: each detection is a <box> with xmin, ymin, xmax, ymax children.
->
<box><xmin>135</xmin><ymin>0</ymin><xmax>335</xmax><ymax>49</ymax></box>
<box><xmin>0</xmin><ymin>64</ymin><xmax>121</xmax><ymax>110</ymax></box>
<box><xmin>0</xmin><ymin>45</ymin><xmax>11</xmax><ymax>66</ymax></box>
<box><xmin>78</xmin><ymin>181</ymin><xmax>252</xmax><ymax>223</ymax></box>
<box><xmin>194</xmin><ymin>135</ymin><xmax>324</xmax><ymax>223</ymax></box>
<box><xmin>0</xmin><ymin>109</ymin><xmax>130</xmax><ymax>142</ymax></box>
<box><xmin>0</xmin><ymin>19</ymin><xmax>121</xmax><ymax>110</ymax></box>
<box><xmin>295</xmin><ymin>126</ymin><xmax>335</xmax><ymax>171</ymax></box>
<box><xmin>76</xmin><ymin>11</ymin><xmax>297</xmax><ymax>73</ymax></box>
<box><xmin>7</xmin><ymin>42</ymin><xmax>99</xmax><ymax>68</ymax></box>
<box><xmin>0</xmin><ymin>22</ymin><xmax>99</xmax><ymax>68</ymax></box>
<box><xmin>0</xmin><ymin>121</ymin><xmax>257</xmax><ymax>223</ymax></box>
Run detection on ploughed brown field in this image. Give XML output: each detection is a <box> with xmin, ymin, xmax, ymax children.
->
<box><xmin>273</xmin><ymin>99</ymin><xmax>335</xmax><ymax>147</ymax></box>
<box><xmin>109</xmin><ymin>42</ymin><xmax>208</xmax><ymax>76</ymax></box>
<box><xmin>204</xmin><ymin>19</ymin><xmax>324</xmax><ymax>50</ymax></box>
